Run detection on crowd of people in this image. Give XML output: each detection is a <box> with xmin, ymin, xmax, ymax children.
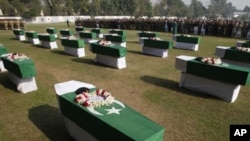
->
<box><xmin>75</xmin><ymin>18</ymin><xmax>250</xmax><ymax>39</ymax></box>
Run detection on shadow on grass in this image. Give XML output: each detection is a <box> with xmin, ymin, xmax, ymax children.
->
<box><xmin>127</xmin><ymin>50</ymin><xmax>143</xmax><ymax>55</ymax></box>
<box><xmin>140</xmin><ymin>75</ymin><xmax>214</xmax><ymax>99</ymax></box>
<box><xmin>71</xmin><ymin>57</ymin><xmax>120</xmax><ymax>70</ymax></box>
<box><xmin>33</xmin><ymin>44</ymin><xmax>49</xmax><ymax>49</ymax></box>
<box><xmin>10</xmin><ymin>37</ymin><xmax>19</xmax><ymax>41</ymax></box>
<box><xmin>28</xmin><ymin>104</ymin><xmax>74</xmax><ymax>141</ymax></box>
<box><xmin>126</xmin><ymin>40</ymin><xmax>139</xmax><ymax>44</ymax></box>
<box><xmin>50</xmin><ymin>49</ymin><xmax>68</xmax><ymax>56</ymax></box>
<box><xmin>71</xmin><ymin>57</ymin><xmax>95</xmax><ymax>65</ymax></box>
<box><xmin>0</xmin><ymin>72</ymin><xmax>17</xmax><ymax>92</ymax></box>
<box><xmin>22</xmin><ymin>40</ymin><xmax>31</xmax><ymax>44</ymax></box>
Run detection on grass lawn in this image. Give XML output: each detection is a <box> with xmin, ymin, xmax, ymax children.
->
<box><xmin>0</xmin><ymin>22</ymin><xmax>249</xmax><ymax>141</ymax></box>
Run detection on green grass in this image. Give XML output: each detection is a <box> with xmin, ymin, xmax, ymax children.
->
<box><xmin>0</xmin><ymin>22</ymin><xmax>249</xmax><ymax>141</ymax></box>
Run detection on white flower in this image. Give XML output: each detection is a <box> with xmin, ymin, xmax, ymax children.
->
<box><xmin>75</xmin><ymin>89</ymin><xmax>115</xmax><ymax>108</ymax></box>
<box><xmin>201</xmin><ymin>57</ymin><xmax>222</xmax><ymax>65</ymax></box>
<box><xmin>68</xmin><ymin>35</ymin><xmax>76</xmax><ymax>40</ymax></box>
<box><xmin>236</xmin><ymin>47</ymin><xmax>250</xmax><ymax>52</ymax></box>
<box><xmin>98</xmin><ymin>40</ymin><xmax>112</xmax><ymax>46</ymax></box>
<box><xmin>7</xmin><ymin>53</ymin><xmax>28</xmax><ymax>61</ymax></box>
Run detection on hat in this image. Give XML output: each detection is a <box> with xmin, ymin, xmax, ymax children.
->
<box><xmin>75</xmin><ymin>87</ymin><xmax>89</xmax><ymax>94</ymax></box>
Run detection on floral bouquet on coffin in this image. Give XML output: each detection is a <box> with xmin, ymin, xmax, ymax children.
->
<box><xmin>149</xmin><ymin>37</ymin><xmax>161</xmax><ymax>40</ymax></box>
<box><xmin>141</xmin><ymin>31</ymin><xmax>151</xmax><ymax>33</ymax></box>
<box><xmin>75</xmin><ymin>87</ymin><xmax>115</xmax><ymax>108</ymax></box>
<box><xmin>201</xmin><ymin>57</ymin><xmax>222</xmax><ymax>65</ymax></box>
<box><xmin>81</xmin><ymin>30</ymin><xmax>90</xmax><ymax>33</ymax></box>
<box><xmin>97</xmin><ymin>40</ymin><xmax>112</xmax><ymax>46</ymax></box>
<box><xmin>67</xmin><ymin>35</ymin><xmax>76</xmax><ymax>40</ymax></box>
<box><xmin>7</xmin><ymin>53</ymin><xmax>28</xmax><ymax>61</ymax></box>
<box><xmin>236</xmin><ymin>47</ymin><xmax>250</xmax><ymax>53</ymax></box>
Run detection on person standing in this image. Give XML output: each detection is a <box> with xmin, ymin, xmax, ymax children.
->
<box><xmin>164</xmin><ymin>20</ymin><xmax>169</xmax><ymax>32</ymax></box>
<box><xmin>172</xmin><ymin>20</ymin><xmax>178</xmax><ymax>35</ymax></box>
<box><xmin>201</xmin><ymin>21</ymin><xmax>206</xmax><ymax>35</ymax></box>
<box><xmin>67</xmin><ymin>19</ymin><xmax>69</xmax><ymax>27</ymax></box>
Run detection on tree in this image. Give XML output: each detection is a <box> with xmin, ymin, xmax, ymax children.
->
<box><xmin>135</xmin><ymin>0</ymin><xmax>153</xmax><ymax>17</ymax></box>
<box><xmin>44</xmin><ymin>0</ymin><xmax>64</xmax><ymax>16</ymax></box>
<box><xmin>223</xmin><ymin>2</ymin><xmax>236</xmax><ymax>18</ymax></box>
<box><xmin>88</xmin><ymin>0</ymin><xmax>102</xmax><ymax>16</ymax></box>
<box><xmin>208</xmin><ymin>0</ymin><xmax>227</xmax><ymax>18</ymax></box>
<box><xmin>189</xmin><ymin>0</ymin><xmax>207</xmax><ymax>18</ymax></box>
<box><xmin>71</xmin><ymin>0</ymin><xmax>89</xmax><ymax>15</ymax></box>
<box><xmin>152</xmin><ymin>0</ymin><xmax>188</xmax><ymax>17</ymax></box>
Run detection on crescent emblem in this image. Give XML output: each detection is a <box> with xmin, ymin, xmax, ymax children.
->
<box><xmin>87</xmin><ymin>100</ymin><xmax>125</xmax><ymax>116</ymax></box>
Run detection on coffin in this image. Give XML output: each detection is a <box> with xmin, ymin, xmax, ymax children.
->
<box><xmin>215</xmin><ymin>46</ymin><xmax>250</xmax><ymax>68</ymax></box>
<box><xmin>13</xmin><ymin>29</ymin><xmax>25</xmax><ymax>41</ymax></box>
<box><xmin>104</xmin><ymin>34</ymin><xmax>126</xmax><ymax>47</ymax></box>
<box><xmin>25</xmin><ymin>31</ymin><xmax>40</xmax><ymax>45</ymax></box>
<box><xmin>54</xmin><ymin>80</ymin><xmax>165</xmax><ymax>141</ymax></box>
<box><xmin>109</xmin><ymin>29</ymin><xmax>126</xmax><ymax>36</ymax></box>
<box><xmin>38</xmin><ymin>34</ymin><xmax>58</xmax><ymax>49</ymax></box>
<box><xmin>46</xmin><ymin>27</ymin><xmax>58</xmax><ymax>38</ymax></box>
<box><xmin>142</xmin><ymin>39</ymin><xmax>173</xmax><ymax>58</ymax></box>
<box><xmin>60</xmin><ymin>29</ymin><xmax>73</xmax><ymax>37</ymax></box>
<box><xmin>175</xmin><ymin>36</ymin><xmax>201</xmax><ymax>51</ymax></box>
<box><xmin>91</xmin><ymin>28</ymin><xmax>103</xmax><ymax>38</ymax></box>
<box><xmin>61</xmin><ymin>38</ymin><xmax>85</xmax><ymax>57</ymax></box>
<box><xmin>175</xmin><ymin>55</ymin><xmax>250</xmax><ymax>102</ymax></box>
<box><xmin>1</xmin><ymin>53</ymin><xmax>38</xmax><ymax>93</ymax></box>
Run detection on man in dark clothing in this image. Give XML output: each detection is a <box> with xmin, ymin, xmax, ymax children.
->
<box><xmin>67</xmin><ymin>19</ymin><xmax>69</xmax><ymax>27</ymax></box>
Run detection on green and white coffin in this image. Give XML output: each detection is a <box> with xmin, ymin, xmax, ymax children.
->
<box><xmin>109</xmin><ymin>29</ymin><xmax>126</xmax><ymax>36</ymax></box>
<box><xmin>175</xmin><ymin>55</ymin><xmax>250</xmax><ymax>103</ymax></box>
<box><xmin>79</xmin><ymin>31</ymin><xmax>98</xmax><ymax>44</ymax></box>
<box><xmin>142</xmin><ymin>39</ymin><xmax>173</xmax><ymax>58</ymax></box>
<box><xmin>175</xmin><ymin>36</ymin><xmax>201</xmax><ymax>51</ymax></box>
<box><xmin>60</xmin><ymin>29</ymin><xmax>73</xmax><ymax>37</ymax></box>
<box><xmin>91</xmin><ymin>28</ymin><xmax>103</xmax><ymax>38</ymax></box>
<box><xmin>137</xmin><ymin>32</ymin><xmax>159</xmax><ymax>44</ymax></box>
<box><xmin>25</xmin><ymin>31</ymin><xmax>40</xmax><ymax>45</ymax></box>
<box><xmin>236</xmin><ymin>40</ymin><xmax>250</xmax><ymax>47</ymax></box>
<box><xmin>104</xmin><ymin>34</ymin><xmax>126</xmax><ymax>47</ymax></box>
<box><xmin>1</xmin><ymin>53</ymin><xmax>38</xmax><ymax>93</ymax></box>
<box><xmin>90</xmin><ymin>43</ymin><xmax>127</xmax><ymax>69</ymax></box>
<box><xmin>54</xmin><ymin>80</ymin><xmax>165</xmax><ymax>141</ymax></box>
<box><xmin>38</xmin><ymin>34</ymin><xmax>58</xmax><ymax>49</ymax></box>
<box><xmin>137</xmin><ymin>32</ymin><xmax>159</xmax><ymax>38</ymax></box>
<box><xmin>236</xmin><ymin>41</ymin><xmax>246</xmax><ymax>47</ymax></box>
<box><xmin>90</xmin><ymin>43</ymin><xmax>127</xmax><ymax>58</ymax></box>
<box><xmin>215</xmin><ymin>46</ymin><xmax>250</xmax><ymax>68</ymax></box>
<box><xmin>0</xmin><ymin>45</ymin><xmax>8</xmax><ymax>71</ymax></box>
<box><xmin>75</xmin><ymin>26</ymin><xmax>84</xmax><ymax>33</ymax></box>
<box><xmin>13</xmin><ymin>29</ymin><xmax>25</xmax><ymax>41</ymax></box>
<box><xmin>61</xmin><ymin>38</ymin><xmax>85</xmax><ymax>57</ymax></box>
<box><xmin>46</xmin><ymin>27</ymin><xmax>58</xmax><ymax>38</ymax></box>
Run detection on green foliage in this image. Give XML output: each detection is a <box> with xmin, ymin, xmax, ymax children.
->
<box><xmin>0</xmin><ymin>0</ymin><xmax>248</xmax><ymax>18</ymax></box>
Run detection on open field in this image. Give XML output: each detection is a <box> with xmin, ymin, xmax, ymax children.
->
<box><xmin>0</xmin><ymin>22</ymin><xmax>249</xmax><ymax>141</ymax></box>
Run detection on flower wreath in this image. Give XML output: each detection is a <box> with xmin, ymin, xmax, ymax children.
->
<box><xmin>97</xmin><ymin>40</ymin><xmax>112</xmax><ymax>46</ymax></box>
<box><xmin>7</xmin><ymin>53</ymin><xmax>28</xmax><ymax>61</ymax></box>
<box><xmin>236</xmin><ymin>47</ymin><xmax>250</xmax><ymax>53</ymax></box>
<box><xmin>201</xmin><ymin>57</ymin><xmax>222</xmax><ymax>65</ymax></box>
<box><xmin>75</xmin><ymin>88</ymin><xmax>115</xmax><ymax>108</ymax></box>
